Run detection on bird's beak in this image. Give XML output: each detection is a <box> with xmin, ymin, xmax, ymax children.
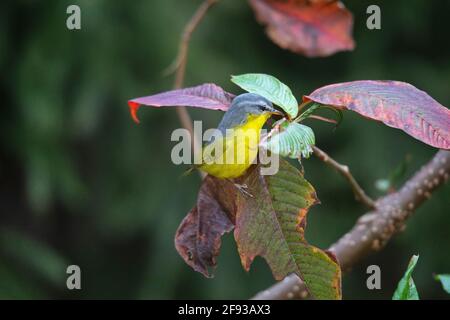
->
<box><xmin>268</xmin><ymin>107</ymin><xmax>283</xmax><ymax>116</ymax></box>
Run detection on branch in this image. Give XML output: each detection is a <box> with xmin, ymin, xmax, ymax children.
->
<box><xmin>170</xmin><ymin>0</ymin><xmax>218</xmax><ymax>178</ymax></box>
<box><xmin>313</xmin><ymin>146</ymin><xmax>376</xmax><ymax>209</ymax></box>
<box><xmin>308</xmin><ymin>115</ymin><xmax>338</xmax><ymax>124</ymax></box>
<box><xmin>253</xmin><ymin>150</ymin><xmax>450</xmax><ymax>299</ymax></box>
<box><xmin>172</xmin><ymin>0</ymin><xmax>218</xmax><ymax>89</ymax></box>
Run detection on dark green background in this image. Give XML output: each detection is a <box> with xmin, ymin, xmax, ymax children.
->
<box><xmin>0</xmin><ymin>0</ymin><xmax>449</xmax><ymax>299</ymax></box>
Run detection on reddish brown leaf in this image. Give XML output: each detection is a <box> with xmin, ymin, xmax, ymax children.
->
<box><xmin>304</xmin><ymin>80</ymin><xmax>450</xmax><ymax>149</ymax></box>
<box><xmin>128</xmin><ymin>83</ymin><xmax>234</xmax><ymax>123</ymax></box>
<box><xmin>175</xmin><ymin>175</ymin><xmax>237</xmax><ymax>277</ymax></box>
<box><xmin>249</xmin><ymin>0</ymin><xmax>355</xmax><ymax>57</ymax></box>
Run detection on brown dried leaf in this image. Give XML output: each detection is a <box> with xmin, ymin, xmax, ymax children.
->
<box><xmin>175</xmin><ymin>175</ymin><xmax>237</xmax><ymax>277</ymax></box>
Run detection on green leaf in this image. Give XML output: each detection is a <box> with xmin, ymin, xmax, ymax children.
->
<box><xmin>235</xmin><ymin>160</ymin><xmax>342</xmax><ymax>299</ymax></box>
<box><xmin>434</xmin><ymin>274</ymin><xmax>450</xmax><ymax>294</ymax></box>
<box><xmin>231</xmin><ymin>73</ymin><xmax>298</xmax><ymax>118</ymax></box>
<box><xmin>261</xmin><ymin>122</ymin><xmax>315</xmax><ymax>159</ymax></box>
<box><xmin>393</xmin><ymin>255</ymin><xmax>420</xmax><ymax>300</ymax></box>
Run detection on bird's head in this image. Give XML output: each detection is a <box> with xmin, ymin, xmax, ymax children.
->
<box><xmin>231</xmin><ymin>93</ymin><xmax>282</xmax><ymax>116</ymax></box>
<box><xmin>216</xmin><ymin>93</ymin><xmax>283</xmax><ymax>134</ymax></box>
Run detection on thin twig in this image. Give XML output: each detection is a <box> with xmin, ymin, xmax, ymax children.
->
<box><xmin>253</xmin><ymin>150</ymin><xmax>450</xmax><ymax>299</ymax></box>
<box><xmin>308</xmin><ymin>114</ymin><xmax>337</xmax><ymax>124</ymax></box>
<box><xmin>173</xmin><ymin>0</ymin><xmax>218</xmax><ymax>89</ymax></box>
<box><xmin>313</xmin><ymin>145</ymin><xmax>376</xmax><ymax>209</ymax></box>
<box><xmin>170</xmin><ymin>0</ymin><xmax>218</xmax><ymax>179</ymax></box>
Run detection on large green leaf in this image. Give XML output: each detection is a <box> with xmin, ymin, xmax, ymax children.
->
<box><xmin>261</xmin><ymin>122</ymin><xmax>315</xmax><ymax>159</ymax></box>
<box><xmin>231</xmin><ymin>73</ymin><xmax>298</xmax><ymax>118</ymax></box>
<box><xmin>435</xmin><ymin>274</ymin><xmax>450</xmax><ymax>294</ymax></box>
<box><xmin>235</xmin><ymin>160</ymin><xmax>342</xmax><ymax>299</ymax></box>
<box><xmin>392</xmin><ymin>255</ymin><xmax>420</xmax><ymax>300</ymax></box>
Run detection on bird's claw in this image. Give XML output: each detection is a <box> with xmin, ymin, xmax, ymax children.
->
<box><xmin>234</xmin><ymin>183</ymin><xmax>253</xmax><ymax>198</ymax></box>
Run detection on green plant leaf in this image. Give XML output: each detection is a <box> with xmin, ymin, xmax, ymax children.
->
<box><xmin>261</xmin><ymin>122</ymin><xmax>315</xmax><ymax>159</ymax></box>
<box><xmin>235</xmin><ymin>160</ymin><xmax>342</xmax><ymax>299</ymax></box>
<box><xmin>434</xmin><ymin>274</ymin><xmax>450</xmax><ymax>294</ymax></box>
<box><xmin>393</xmin><ymin>255</ymin><xmax>420</xmax><ymax>300</ymax></box>
<box><xmin>231</xmin><ymin>73</ymin><xmax>298</xmax><ymax>118</ymax></box>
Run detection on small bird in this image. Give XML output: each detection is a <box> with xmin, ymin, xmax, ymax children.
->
<box><xmin>196</xmin><ymin>93</ymin><xmax>281</xmax><ymax>180</ymax></box>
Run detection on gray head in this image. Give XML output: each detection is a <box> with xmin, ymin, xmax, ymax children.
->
<box><xmin>217</xmin><ymin>93</ymin><xmax>280</xmax><ymax>134</ymax></box>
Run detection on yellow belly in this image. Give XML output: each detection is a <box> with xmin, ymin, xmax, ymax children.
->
<box><xmin>199</xmin><ymin>136</ymin><xmax>258</xmax><ymax>178</ymax></box>
<box><xmin>198</xmin><ymin>113</ymin><xmax>270</xmax><ymax>179</ymax></box>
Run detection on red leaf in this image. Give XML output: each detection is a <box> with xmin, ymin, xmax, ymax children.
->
<box><xmin>304</xmin><ymin>80</ymin><xmax>450</xmax><ymax>149</ymax></box>
<box><xmin>249</xmin><ymin>0</ymin><xmax>355</xmax><ymax>57</ymax></box>
<box><xmin>128</xmin><ymin>83</ymin><xmax>235</xmax><ymax>123</ymax></box>
<box><xmin>175</xmin><ymin>175</ymin><xmax>237</xmax><ymax>277</ymax></box>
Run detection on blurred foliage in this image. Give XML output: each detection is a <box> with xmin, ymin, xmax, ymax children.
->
<box><xmin>0</xmin><ymin>0</ymin><xmax>449</xmax><ymax>299</ymax></box>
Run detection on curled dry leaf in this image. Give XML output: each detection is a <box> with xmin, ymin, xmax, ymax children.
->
<box><xmin>304</xmin><ymin>80</ymin><xmax>450</xmax><ymax>149</ymax></box>
<box><xmin>249</xmin><ymin>0</ymin><xmax>355</xmax><ymax>57</ymax></box>
<box><xmin>175</xmin><ymin>175</ymin><xmax>237</xmax><ymax>277</ymax></box>
<box><xmin>128</xmin><ymin>83</ymin><xmax>234</xmax><ymax>123</ymax></box>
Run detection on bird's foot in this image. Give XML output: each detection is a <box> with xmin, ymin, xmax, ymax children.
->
<box><xmin>233</xmin><ymin>183</ymin><xmax>253</xmax><ymax>198</ymax></box>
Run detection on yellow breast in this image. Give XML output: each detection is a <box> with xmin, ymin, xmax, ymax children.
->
<box><xmin>199</xmin><ymin>113</ymin><xmax>271</xmax><ymax>179</ymax></box>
